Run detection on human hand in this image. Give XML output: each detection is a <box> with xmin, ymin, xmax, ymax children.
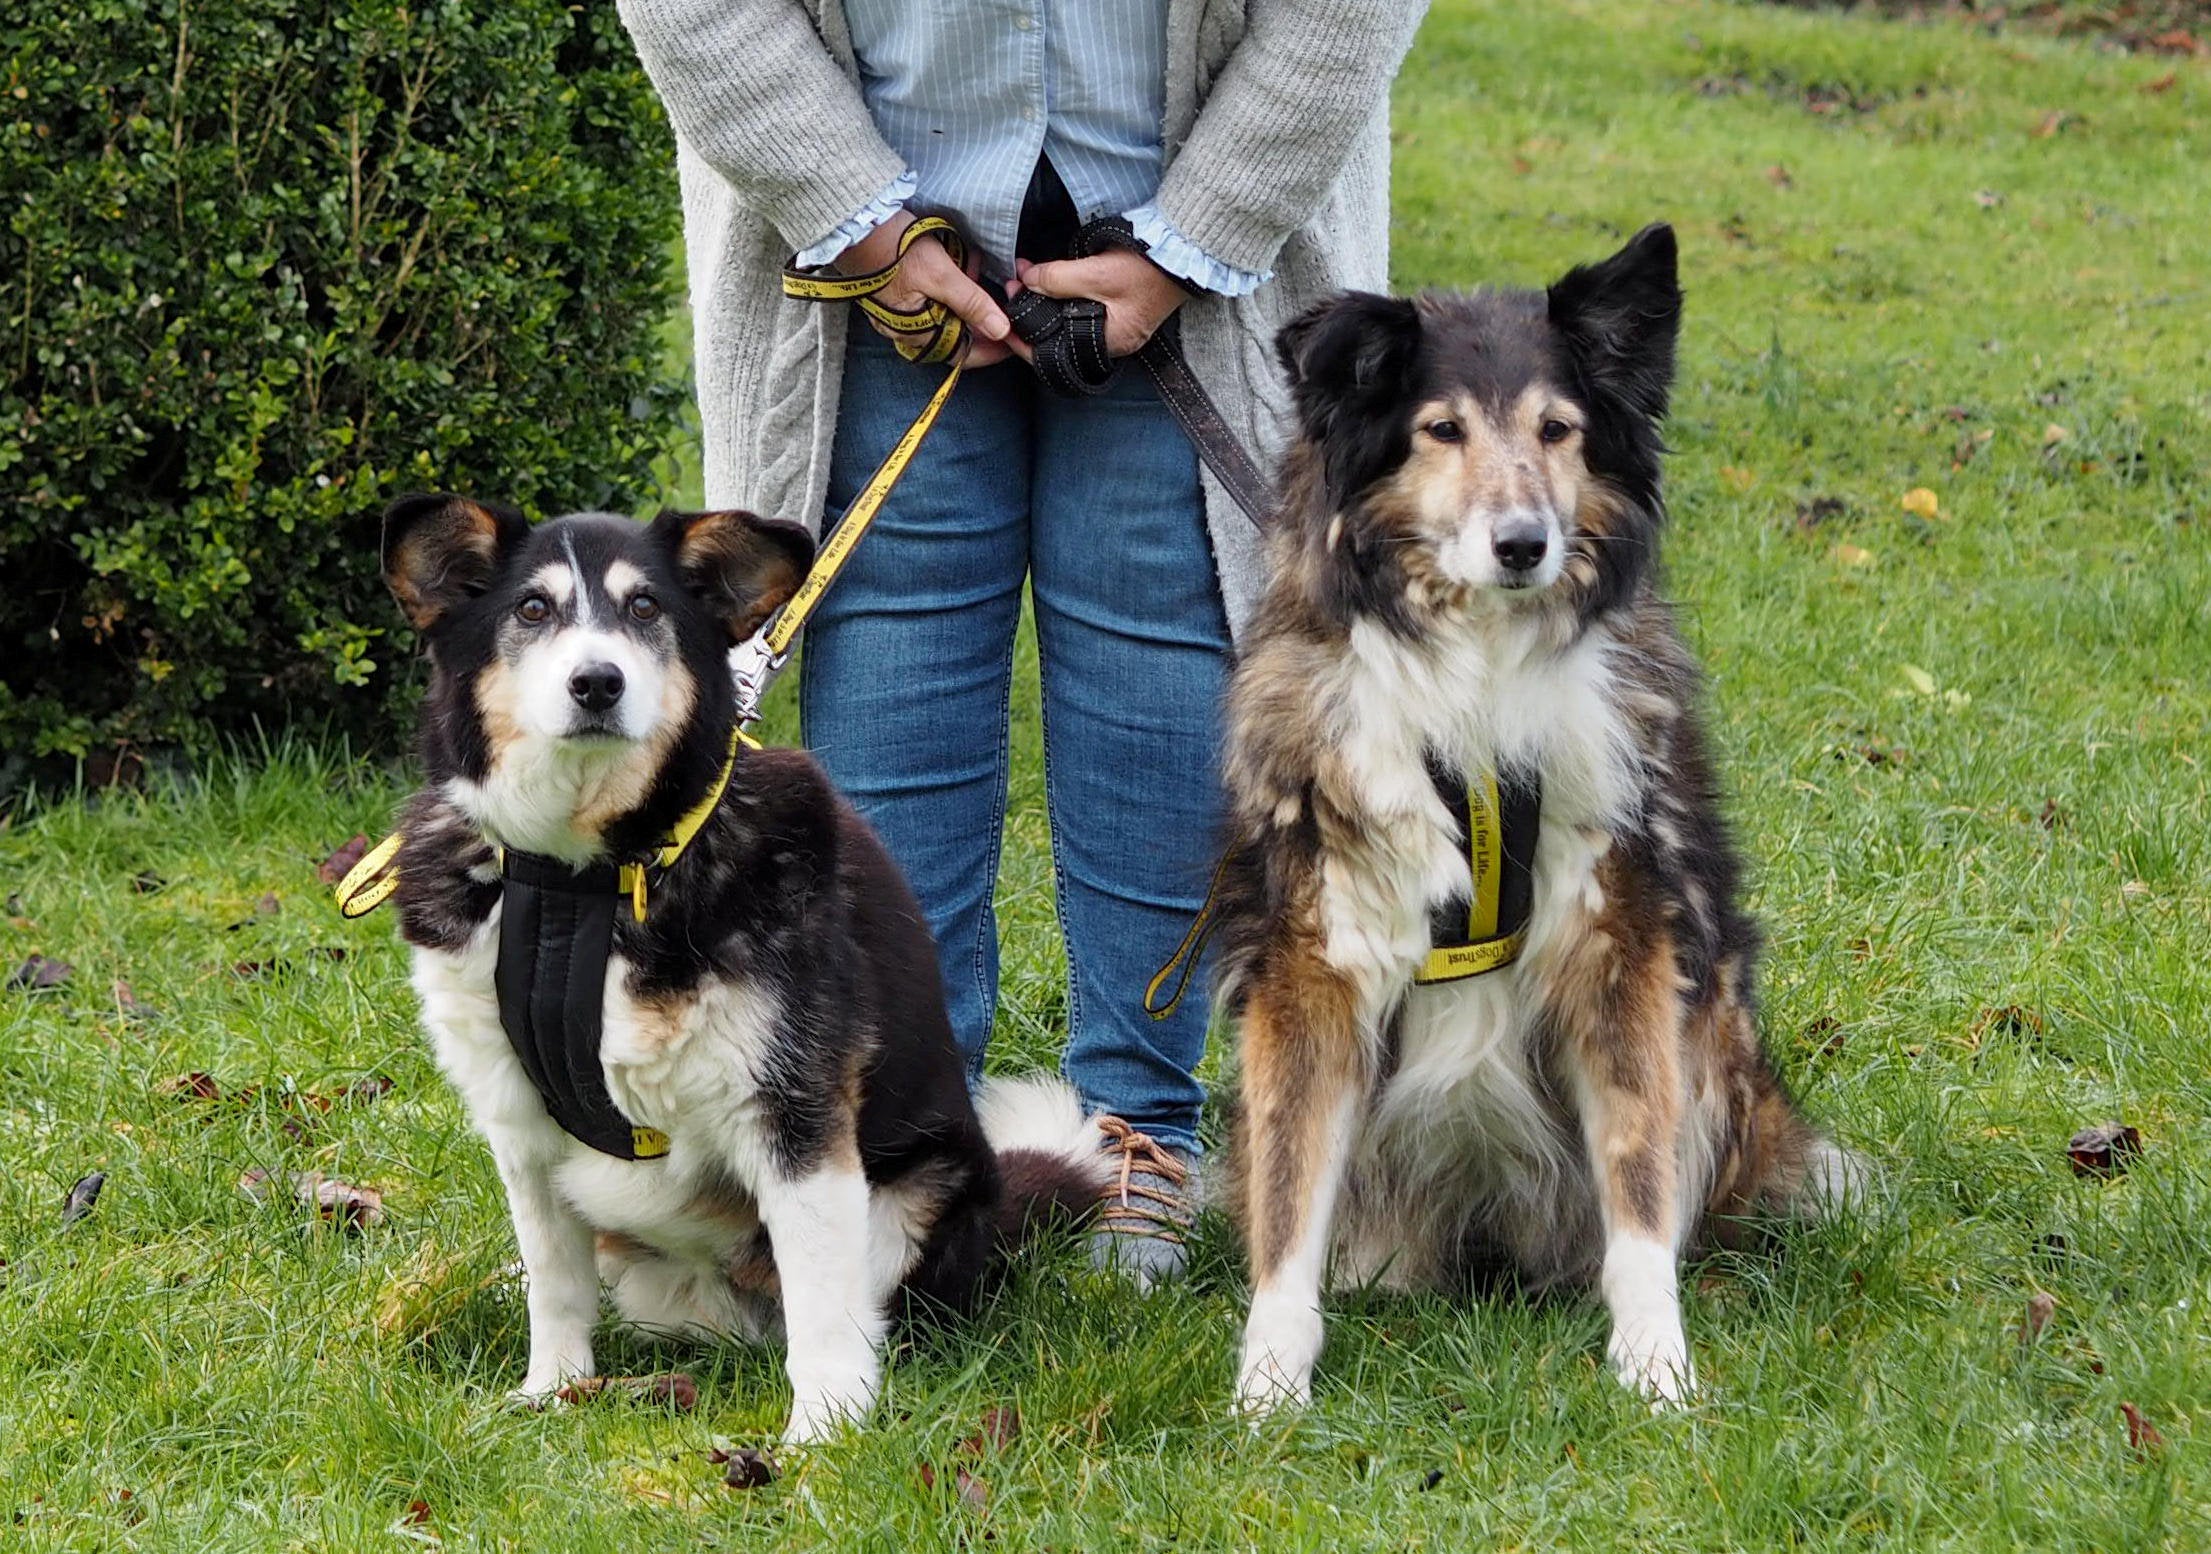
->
<box><xmin>835</xmin><ymin>211</ymin><xmax>1022</xmax><ymax>367</ymax></box>
<box><xmin>1013</xmin><ymin>249</ymin><xmax>1188</xmax><ymax>358</ymax></box>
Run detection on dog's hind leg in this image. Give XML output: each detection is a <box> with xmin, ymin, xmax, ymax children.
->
<box><xmin>1541</xmin><ymin>897</ymin><xmax>1697</xmax><ymax>1406</ymax></box>
<box><xmin>757</xmin><ymin>1148</ymin><xmax>885</xmax><ymax>1444</ymax></box>
<box><xmin>1234</xmin><ymin>962</ymin><xmax>1371</xmax><ymax>1416</ymax></box>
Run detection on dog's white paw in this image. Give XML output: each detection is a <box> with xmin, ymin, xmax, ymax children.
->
<box><xmin>506</xmin><ymin>1381</ymin><xmax>573</xmax><ymax>1411</ymax></box>
<box><xmin>781</xmin><ymin>1398</ymin><xmax>862</xmax><ymax>1447</ymax></box>
<box><xmin>1237</xmin><ymin>1292</ymin><xmax>1323</xmax><ymax>1420</ymax></box>
<box><xmin>1607</xmin><ymin>1324</ymin><xmax>1696</xmax><ymax>1409</ymax></box>
<box><xmin>1234</xmin><ymin>1350</ymin><xmax>1314</xmax><ymax>1420</ymax></box>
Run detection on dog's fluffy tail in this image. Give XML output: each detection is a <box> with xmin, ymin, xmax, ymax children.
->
<box><xmin>1791</xmin><ymin>1134</ymin><xmax>1874</xmax><ymax>1220</ymax></box>
<box><xmin>975</xmin><ymin>1073</ymin><xmax>1111</xmax><ymax>1249</ymax></box>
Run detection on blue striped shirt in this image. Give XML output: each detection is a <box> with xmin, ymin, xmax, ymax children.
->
<box><xmin>795</xmin><ymin>0</ymin><xmax>1266</xmax><ymax>295</ymax></box>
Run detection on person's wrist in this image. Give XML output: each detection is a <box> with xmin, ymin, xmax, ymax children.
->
<box><xmin>1135</xmin><ymin>259</ymin><xmax>1190</xmax><ymax>326</ymax></box>
<box><xmin>833</xmin><ymin>208</ymin><xmax>914</xmax><ymax>277</ymax></box>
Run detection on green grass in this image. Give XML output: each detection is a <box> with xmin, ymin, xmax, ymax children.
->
<box><xmin>5</xmin><ymin>1</ymin><xmax>2207</xmax><ymax>1546</ymax></box>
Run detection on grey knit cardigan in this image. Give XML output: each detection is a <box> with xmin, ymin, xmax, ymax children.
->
<box><xmin>616</xmin><ymin>0</ymin><xmax>1428</xmax><ymax>637</ymax></box>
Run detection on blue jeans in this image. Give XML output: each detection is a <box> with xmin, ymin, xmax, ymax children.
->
<box><xmin>800</xmin><ymin>328</ymin><xmax>1228</xmax><ymax>1154</ymax></box>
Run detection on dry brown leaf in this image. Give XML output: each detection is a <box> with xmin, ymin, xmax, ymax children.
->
<box><xmin>2121</xmin><ymin>1401</ymin><xmax>2165</xmax><ymax>1457</ymax></box>
<box><xmin>159</xmin><ymin>1072</ymin><xmax>223</xmax><ymax>1102</ymax></box>
<box><xmin>9</xmin><ymin>955</ymin><xmax>72</xmax><ymax>991</ymax></box>
<box><xmin>554</xmin><ymin>1373</ymin><xmax>698</xmax><ymax>1411</ymax></box>
<box><xmin>319</xmin><ymin>834</ymin><xmax>371</xmax><ymax>885</ymax></box>
<box><xmin>1794</xmin><ymin>496</ymin><xmax>1848</xmax><ymax>531</ymax></box>
<box><xmin>719</xmin><ymin>1447</ymin><xmax>777</xmax><ymax>1490</ymax></box>
<box><xmin>2067</xmin><ymin>1121</ymin><xmax>2142</xmax><ymax>1178</ymax></box>
<box><xmin>110</xmin><ymin>979</ymin><xmax>157</xmax><ymax>1022</ymax></box>
<box><xmin>243</xmin><ymin>1168</ymin><xmax>385</xmax><ymax>1228</ymax></box>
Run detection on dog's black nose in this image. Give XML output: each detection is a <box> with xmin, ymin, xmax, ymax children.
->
<box><xmin>1493</xmin><ymin>522</ymin><xmax>1549</xmax><ymax>573</ymax></box>
<box><xmin>568</xmin><ymin>662</ymin><xmax>625</xmax><ymax>712</ymax></box>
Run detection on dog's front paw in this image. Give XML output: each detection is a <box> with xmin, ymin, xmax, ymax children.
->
<box><xmin>1607</xmin><ymin>1323</ymin><xmax>1696</xmax><ymax>1409</ymax></box>
<box><xmin>1236</xmin><ymin>1292</ymin><xmax>1323</xmax><ymax>1420</ymax></box>
<box><xmin>508</xmin><ymin>1361</ymin><xmax>594</xmax><ymax>1410</ymax></box>
<box><xmin>1234</xmin><ymin>1353</ymin><xmax>1313</xmax><ymax>1420</ymax></box>
<box><xmin>781</xmin><ymin>1398</ymin><xmax>862</xmax><ymax>1447</ymax></box>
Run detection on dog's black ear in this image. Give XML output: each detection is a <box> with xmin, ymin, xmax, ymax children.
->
<box><xmin>381</xmin><ymin>493</ymin><xmax>529</xmax><ymax>630</ymax></box>
<box><xmin>1546</xmin><ymin>222</ymin><xmax>1681</xmax><ymax>423</ymax></box>
<box><xmin>1275</xmin><ymin>292</ymin><xmax>1423</xmax><ymax>503</ymax></box>
<box><xmin>652</xmin><ymin>509</ymin><xmax>816</xmax><ymax>642</ymax></box>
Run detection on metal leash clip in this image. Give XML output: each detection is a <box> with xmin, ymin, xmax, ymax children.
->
<box><xmin>729</xmin><ymin>631</ymin><xmax>786</xmax><ymax>727</ymax></box>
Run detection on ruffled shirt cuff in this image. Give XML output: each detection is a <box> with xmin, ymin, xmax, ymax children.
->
<box><xmin>793</xmin><ymin>169</ymin><xmax>918</xmax><ymax>269</ymax></box>
<box><xmin>1125</xmin><ymin>203</ymin><xmax>1272</xmax><ymax>298</ymax></box>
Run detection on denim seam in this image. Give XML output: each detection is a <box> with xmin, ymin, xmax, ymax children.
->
<box><xmin>970</xmin><ymin>615</ymin><xmax>1021</xmax><ymax>1074</ymax></box>
<box><xmin>1033</xmin><ymin>646</ymin><xmax>1087</xmax><ymax>1094</ymax></box>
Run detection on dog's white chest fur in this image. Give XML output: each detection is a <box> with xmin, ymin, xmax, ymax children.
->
<box><xmin>1313</xmin><ymin>614</ymin><xmax>1635</xmax><ymax>1284</ymax></box>
<box><xmin>408</xmin><ymin>911</ymin><xmax>780</xmax><ymax>1262</ymax></box>
<box><xmin>1317</xmin><ymin>614</ymin><xmax>1631</xmax><ymax>995</ymax></box>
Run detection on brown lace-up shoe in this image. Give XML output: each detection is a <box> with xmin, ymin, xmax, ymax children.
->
<box><xmin>1088</xmin><ymin>1115</ymin><xmax>1198</xmax><ymax>1289</ymax></box>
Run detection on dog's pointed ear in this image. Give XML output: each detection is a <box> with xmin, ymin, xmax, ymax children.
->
<box><xmin>1276</xmin><ymin>292</ymin><xmax>1423</xmax><ymax>431</ymax></box>
<box><xmin>1276</xmin><ymin>293</ymin><xmax>1423</xmax><ymax>504</ymax></box>
<box><xmin>652</xmin><ymin>509</ymin><xmax>816</xmax><ymax>642</ymax></box>
<box><xmin>381</xmin><ymin>493</ymin><xmax>529</xmax><ymax>630</ymax></box>
<box><xmin>1547</xmin><ymin>222</ymin><xmax>1681</xmax><ymax>422</ymax></box>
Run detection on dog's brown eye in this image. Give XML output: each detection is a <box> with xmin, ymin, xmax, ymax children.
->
<box><xmin>516</xmin><ymin>595</ymin><xmax>551</xmax><ymax>625</ymax></box>
<box><xmin>1426</xmin><ymin>419</ymin><xmax>1464</xmax><ymax>444</ymax></box>
<box><xmin>628</xmin><ymin>593</ymin><xmax>660</xmax><ymax>623</ymax></box>
<box><xmin>1540</xmin><ymin>418</ymin><xmax>1575</xmax><ymax>444</ymax></box>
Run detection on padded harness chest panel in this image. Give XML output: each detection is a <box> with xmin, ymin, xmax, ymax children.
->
<box><xmin>494</xmin><ymin>850</ymin><xmax>658</xmax><ymax>1160</ymax></box>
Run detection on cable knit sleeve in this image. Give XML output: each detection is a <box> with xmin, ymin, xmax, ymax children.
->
<box><xmin>617</xmin><ymin>0</ymin><xmax>911</xmax><ymax>257</ymax></box>
<box><xmin>1150</xmin><ymin>0</ymin><xmax>1429</xmax><ymax>278</ymax></box>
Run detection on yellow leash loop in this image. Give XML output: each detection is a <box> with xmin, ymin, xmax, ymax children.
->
<box><xmin>780</xmin><ymin>214</ymin><xmax>970</xmax><ymax>365</ymax></box>
<box><xmin>1411</xmin><ymin>770</ymin><xmax>1527</xmax><ymax>985</ymax></box>
<box><xmin>333</xmin><ymin>832</ymin><xmax>404</xmax><ymax>920</ymax></box>
<box><xmin>1142</xmin><ymin>854</ymin><xmax>1231</xmax><ymax>1022</ymax></box>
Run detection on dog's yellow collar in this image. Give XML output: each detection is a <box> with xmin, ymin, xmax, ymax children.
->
<box><xmin>333</xmin><ymin>725</ymin><xmax>760</xmax><ymax>924</ymax></box>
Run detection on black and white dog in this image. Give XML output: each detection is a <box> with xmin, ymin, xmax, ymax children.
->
<box><xmin>1213</xmin><ymin>227</ymin><xmax>1860</xmax><ymax>1413</ymax></box>
<box><xmin>373</xmin><ymin>496</ymin><xmax>1105</xmax><ymax>1442</ymax></box>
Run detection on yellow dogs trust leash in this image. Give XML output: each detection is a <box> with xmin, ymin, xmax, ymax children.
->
<box><xmin>335</xmin><ymin>217</ymin><xmax>973</xmax><ymax>923</ymax></box>
<box><xmin>729</xmin><ymin>215</ymin><xmax>971</xmax><ymax>722</ymax></box>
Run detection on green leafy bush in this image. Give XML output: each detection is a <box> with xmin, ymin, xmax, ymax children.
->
<box><xmin>1</xmin><ymin>0</ymin><xmax>683</xmax><ymax>768</ymax></box>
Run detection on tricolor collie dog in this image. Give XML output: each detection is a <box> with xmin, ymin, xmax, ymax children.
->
<box><xmin>372</xmin><ymin>495</ymin><xmax>1107</xmax><ymax>1442</ymax></box>
<box><xmin>1216</xmin><ymin>225</ymin><xmax>1859</xmax><ymax>1413</ymax></box>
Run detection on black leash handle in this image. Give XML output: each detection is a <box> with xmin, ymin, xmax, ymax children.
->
<box><xmin>1003</xmin><ymin>217</ymin><xmax>1273</xmax><ymax>528</ymax></box>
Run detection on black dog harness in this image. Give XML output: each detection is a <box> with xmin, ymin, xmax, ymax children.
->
<box><xmin>335</xmin><ymin>729</ymin><xmax>753</xmax><ymax>1161</ymax></box>
<box><xmin>1142</xmin><ymin>761</ymin><xmax>1545</xmax><ymax>1018</ymax></box>
<box><xmin>493</xmin><ymin>850</ymin><xmax>669</xmax><ymax>1160</ymax></box>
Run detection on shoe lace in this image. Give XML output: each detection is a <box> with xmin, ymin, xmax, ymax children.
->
<box><xmin>1095</xmin><ymin>1115</ymin><xmax>1190</xmax><ymax>1238</ymax></box>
